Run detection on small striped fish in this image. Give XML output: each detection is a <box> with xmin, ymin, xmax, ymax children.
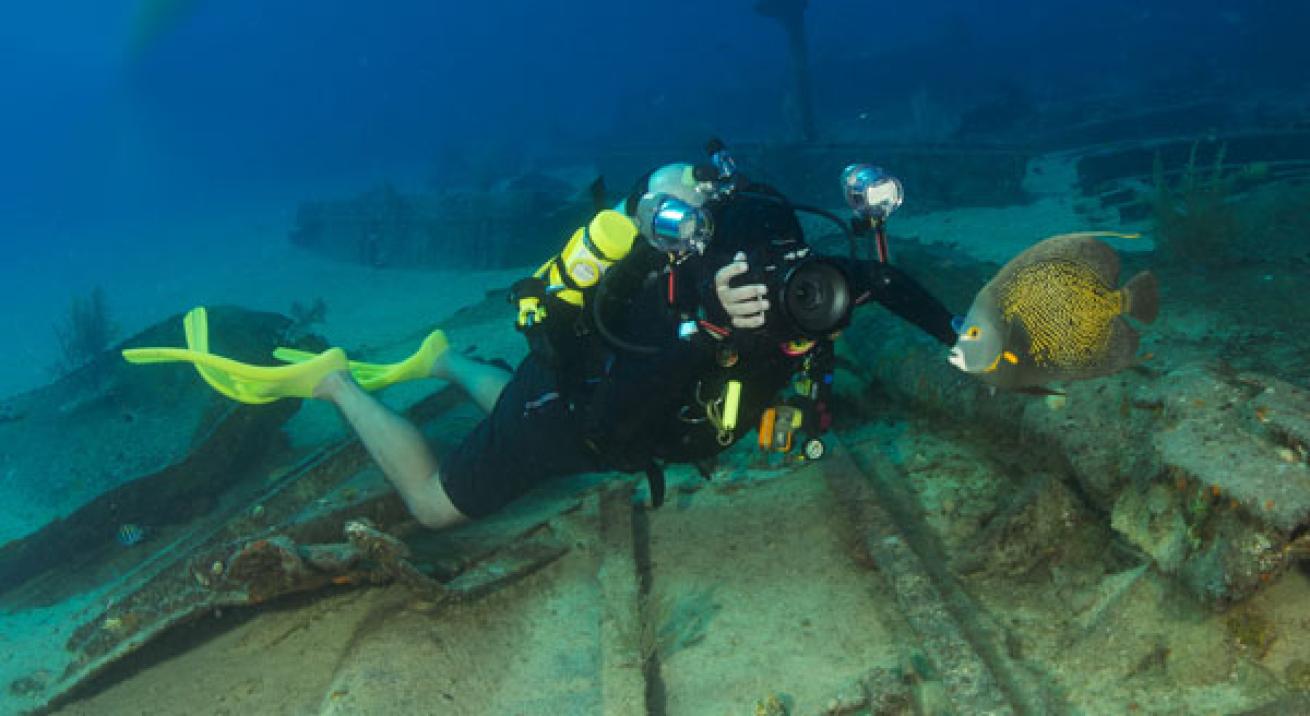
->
<box><xmin>116</xmin><ymin>523</ymin><xmax>148</xmax><ymax>547</ymax></box>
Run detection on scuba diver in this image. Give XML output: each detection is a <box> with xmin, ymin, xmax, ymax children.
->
<box><xmin>125</xmin><ymin>140</ymin><xmax>959</xmax><ymax>530</ymax></box>
<box><xmin>310</xmin><ymin>141</ymin><xmax>958</xmax><ymax>528</ymax></box>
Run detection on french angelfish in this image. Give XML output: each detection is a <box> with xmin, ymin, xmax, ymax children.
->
<box><xmin>947</xmin><ymin>232</ymin><xmax>1159</xmax><ymax>391</ymax></box>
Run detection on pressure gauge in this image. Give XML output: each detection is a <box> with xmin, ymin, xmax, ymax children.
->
<box><xmin>803</xmin><ymin>437</ymin><xmax>826</xmax><ymax>461</ymax></box>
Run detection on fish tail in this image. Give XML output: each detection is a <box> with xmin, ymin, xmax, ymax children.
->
<box><xmin>1122</xmin><ymin>270</ymin><xmax>1159</xmax><ymax>324</ymax></box>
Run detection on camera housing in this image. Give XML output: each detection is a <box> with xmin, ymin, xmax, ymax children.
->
<box><xmin>735</xmin><ymin>246</ymin><xmax>853</xmax><ymax>341</ymax></box>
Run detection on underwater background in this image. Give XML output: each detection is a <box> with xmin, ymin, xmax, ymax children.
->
<box><xmin>2</xmin><ymin>1</ymin><xmax>1310</xmax><ymax>714</ymax></box>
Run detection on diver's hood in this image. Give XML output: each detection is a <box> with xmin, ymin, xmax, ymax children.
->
<box><xmin>646</xmin><ymin>163</ymin><xmax>706</xmax><ymax>208</ymax></box>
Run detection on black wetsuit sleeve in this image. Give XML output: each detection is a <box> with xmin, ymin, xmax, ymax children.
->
<box><xmin>684</xmin><ymin>258</ymin><xmax>731</xmax><ymax>328</ymax></box>
<box><xmin>839</xmin><ymin>258</ymin><xmax>958</xmax><ymax>346</ymax></box>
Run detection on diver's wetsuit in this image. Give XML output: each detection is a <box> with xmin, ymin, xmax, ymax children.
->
<box><xmin>439</xmin><ymin>351</ymin><xmax>602</xmax><ymax>518</ymax></box>
<box><xmin>439</xmin><ymin>186</ymin><xmax>955</xmax><ymax>518</ymax></box>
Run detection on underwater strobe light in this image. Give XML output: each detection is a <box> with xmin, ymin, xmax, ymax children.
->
<box><xmin>692</xmin><ymin>137</ymin><xmax>740</xmax><ymax>201</ymax></box>
<box><xmin>637</xmin><ymin>193</ymin><xmax>714</xmax><ymax>255</ymax></box>
<box><xmin>841</xmin><ymin>164</ymin><xmax>904</xmax><ymax>263</ymax></box>
<box><xmin>842</xmin><ymin>164</ymin><xmax>903</xmax><ymax>219</ymax></box>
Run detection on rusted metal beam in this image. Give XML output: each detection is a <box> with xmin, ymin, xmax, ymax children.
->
<box><xmin>819</xmin><ymin>437</ymin><xmax>1025</xmax><ymax>714</ymax></box>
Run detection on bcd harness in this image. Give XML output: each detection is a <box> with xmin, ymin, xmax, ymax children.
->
<box><xmin>509</xmin><ymin>211</ymin><xmax>835</xmax><ymax>508</ymax></box>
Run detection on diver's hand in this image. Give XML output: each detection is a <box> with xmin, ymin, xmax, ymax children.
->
<box><xmin>715</xmin><ymin>251</ymin><xmax>769</xmax><ymax>330</ymax></box>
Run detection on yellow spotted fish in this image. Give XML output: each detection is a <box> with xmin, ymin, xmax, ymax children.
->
<box><xmin>948</xmin><ymin>232</ymin><xmax>1159</xmax><ymax>390</ymax></box>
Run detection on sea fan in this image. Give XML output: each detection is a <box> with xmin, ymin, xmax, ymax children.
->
<box><xmin>53</xmin><ymin>287</ymin><xmax>118</xmax><ymax>375</ymax></box>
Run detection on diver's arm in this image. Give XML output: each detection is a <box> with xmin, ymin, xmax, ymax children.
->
<box><xmin>843</xmin><ymin>259</ymin><xmax>957</xmax><ymax>346</ymax></box>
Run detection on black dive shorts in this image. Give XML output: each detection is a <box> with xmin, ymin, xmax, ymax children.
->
<box><xmin>439</xmin><ymin>354</ymin><xmax>601</xmax><ymax>519</ymax></box>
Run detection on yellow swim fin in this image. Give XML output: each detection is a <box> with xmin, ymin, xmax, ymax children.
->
<box><xmin>271</xmin><ymin>328</ymin><xmax>448</xmax><ymax>392</ymax></box>
<box><xmin>179</xmin><ymin>306</ymin><xmax>277</xmax><ymax>404</ymax></box>
<box><xmin>122</xmin><ymin>307</ymin><xmax>349</xmax><ymax>404</ymax></box>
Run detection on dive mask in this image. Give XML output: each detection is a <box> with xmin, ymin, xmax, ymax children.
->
<box><xmin>636</xmin><ymin>192</ymin><xmax>713</xmax><ymax>254</ymax></box>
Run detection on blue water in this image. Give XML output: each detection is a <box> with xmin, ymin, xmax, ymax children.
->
<box><xmin>4</xmin><ymin>1</ymin><xmax>1304</xmax><ymax>246</ymax></box>
<box><xmin>3</xmin><ymin>1</ymin><xmax>1310</xmax><ymax>713</ymax></box>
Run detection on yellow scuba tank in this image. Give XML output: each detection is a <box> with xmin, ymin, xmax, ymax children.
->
<box><xmin>534</xmin><ymin>209</ymin><xmax>638</xmax><ymax>308</ymax></box>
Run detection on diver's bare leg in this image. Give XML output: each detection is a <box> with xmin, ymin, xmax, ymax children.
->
<box><xmin>431</xmin><ymin>352</ymin><xmax>512</xmax><ymax>415</ymax></box>
<box><xmin>315</xmin><ymin>372</ymin><xmax>467</xmax><ymax>530</ymax></box>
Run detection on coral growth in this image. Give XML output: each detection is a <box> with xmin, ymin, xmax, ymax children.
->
<box><xmin>1224</xmin><ymin>606</ymin><xmax>1276</xmax><ymax>658</ymax></box>
<box><xmin>286</xmin><ymin>297</ymin><xmax>327</xmax><ymax>341</ymax></box>
<box><xmin>1150</xmin><ymin>141</ymin><xmax>1241</xmax><ymax>265</ymax></box>
<box><xmin>1286</xmin><ymin>660</ymin><xmax>1310</xmax><ymax>691</ymax></box>
<box><xmin>637</xmin><ymin>587</ymin><xmax>717</xmax><ymax>666</ymax></box>
<box><xmin>53</xmin><ymin>287</ymin><xmax>117</xmax><ymax>374</ymax></box>
<box><xmin>1147</xmin><ymin>139</ymin><xmax>1289</xmax><ymax>265</ymax></box>
<box><xmin>290</xmin><ymin>297</ymin><xmax>327</xmax><ymax>327</ymax></box>
<box><xmin>637</xmin><ymin>588</ymin><xmax>674</xmax><ymax>666</ymax></box>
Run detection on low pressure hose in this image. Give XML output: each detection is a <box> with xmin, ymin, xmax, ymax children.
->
<box><xmin>789</xmin><ymin>202</ymin><xmax>857</xmax><ymax>257</ymax></box>
<box><xmin>593</xmin><ymin>260</ymin><xmax>661</xmax><ymax>355</ymax></box>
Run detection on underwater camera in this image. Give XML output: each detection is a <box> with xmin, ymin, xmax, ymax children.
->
<box><xmin>734</xmin><ymin>163</ymin><xmax>906</xmax><ymax>341</ymax></box>
<box><xmin>734</xmin><ymin>246</ymin><xmax>853</xmax><ymax>340</ymax></box>
<box><xmin>593</xmin><ymin>140</ymin><xmax>907</xmax><ymax>352</ymax></box>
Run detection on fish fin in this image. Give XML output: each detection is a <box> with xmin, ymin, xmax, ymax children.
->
<box><xmin>1013</xmin><ymin>385</ymin><xmax>1067</xmax><ymax>397</ymax></box>
<box><xmin>1106</xmin><ymin>316</ymin><xmax>1143</xmax><ymax>373</ymax></box>
<box><xmin>1005</xmin><ymin>317</ymin><xmax>1035</xmax><ymax>363</ymax></box>
<box><xmin>1060</xmin><ymin>234</ymin><xmax>1122</xmax><ymax>286</ymax></box>
<box><xmin>1122</xmin><ymin>270</ymin><xmax>1159</xmax><ymax>324</ymax></box>
<box><xmin>994</xmin><ymin>233</ymin><xmax>1122</xmax><ymax>290</ymax></box>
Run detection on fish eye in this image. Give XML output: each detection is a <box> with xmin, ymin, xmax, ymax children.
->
<box><xmin>966</xmin><ymin>326</ymin><xmax>981</xmax><ymax>339</ymax></box>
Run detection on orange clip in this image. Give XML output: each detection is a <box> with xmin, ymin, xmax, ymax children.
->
<box><xmin>758</xmin><ymin>408</ymin><xmax>778</xmax><ymax>451</ymax></box>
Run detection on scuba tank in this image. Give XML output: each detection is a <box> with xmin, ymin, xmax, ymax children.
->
<box><xmin>533</xmin><ymin>209</ymin><xmax>638</xmax><ymax>310</ymax></box>
<box><xmin>511</xmin><ymin>209</ymin><xmax>639</xmax><ymax>370</ymax></box>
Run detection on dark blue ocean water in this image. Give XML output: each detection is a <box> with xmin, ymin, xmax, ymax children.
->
<box><xmin>2</xmin><ymin>1</ymin><xmax>1304</xmax><ymax>247</ymax></box>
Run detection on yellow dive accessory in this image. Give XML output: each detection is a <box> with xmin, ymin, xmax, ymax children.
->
<box><xmin>271</xmin><ymin>328</ymin><xmax>448</xmax><ymax>393</ymax></box>
<box><xmin>180</xmin><ymin>305</ymin><xmax>277</xmax><ymax>403</ymax></box>
<box><xmin>123</xmin><ymin>307</ymin><xmax>450</xmax><ymax>403</ymax></box>
<box><xmin>722</xmin><ymin>380</ymin><xmax>741</xmax><ymax>432</ymax></box>
<box><xmin>782</xmin><ymin>339</ymin><xmax>817</xmax><ymax>356</ymax></box>
<box><xmin>516</xmin><ymin>293</ymin><xmax>546</xmax><ymax>329</ymax></box>
<box><xmin>122</xmin><ymin>307</ymin><xmax>348</xmax><ymax>404</ymax></box>
<box><xmin>699</xmin><ymin>379</ymin><xmax>742</xmax><ymax>446</ymax></box>
<box><xmin>758</xmin><ymin>405</ymin><xmax>803</xmax><ymax>453</ymax></box>
<box><xmin>534</xmin><ymin>209</ymin><xmax>638</xmax><ymax>308</ymax></box>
